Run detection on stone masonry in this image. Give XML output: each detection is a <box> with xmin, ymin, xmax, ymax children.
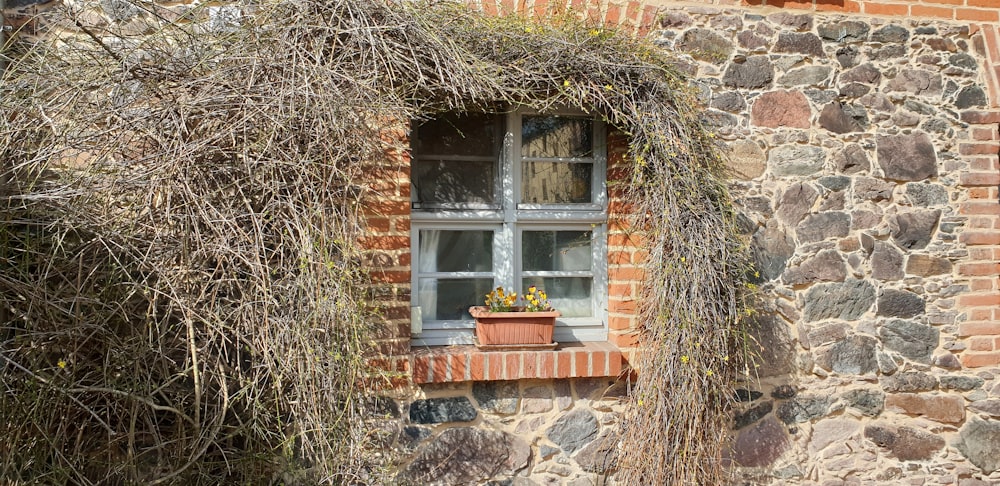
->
<box><xmin>655</xmin><ymin>5</ymin><xmax>1000</xmax><ymax>484</ymax></box>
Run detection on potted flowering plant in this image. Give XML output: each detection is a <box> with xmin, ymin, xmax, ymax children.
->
<box><xmin>469</xmin><ymin>286</ymin><xmax>560</xmax><ymax>347</ymax></box>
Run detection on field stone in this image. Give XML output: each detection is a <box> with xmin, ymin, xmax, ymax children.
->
<box><xmin>409</xmin><ymin>397</ymin><xmax>478</xmax><ymax>424</ymax></box>
<box><xmin>776</xmin><ymin>395</ymin><xmax>832</xmax><ymax>424</ymax></box>
<box><xmin>574</xmin><ymin>429</ymin><xmax>619</xmax><ymax>473</ymax></box>
<box><xmin>887</xmin><ymin>69</ymin><xmax>942</xmax><ymax>97</ymax></box>
<box><xmin>400</xmin><ymin>427</ymin><xmax>527</xmax><ymax>484</ymax></box>
<box><xmin>474</xmin><ymin>381</ymin><xmax>519</xmax><ymax>414</ymax></box>
<box><xmin>546</xmin><ymin>409</ymin><xmax>599</xmax><ymax>454</ymax></box>
<box><xmin>836</xmin><ymin>45</ymin><xmax>860</xmax><ymax>67</ymax></box>
<box><xmin>753</xmin><ymin>220</ymin><xmax>796</xmax><ymax>280</ymax></box>
<box><xmin>871</xmin><ymin>241</ymin><xmax>904</xmax><ymax>281</ymax></box>
<box><xmin>956</xmin><ymin>85</ymin><xmax>987</xmax><ymax>109</ymax></box>
<box><xmin>890</xmin><ymin>210</ymin><xmax>941</xmax><ymax>250</ymax></box>
<box><xmin>779</xmin><ymin>66</ymin><xmax>833</xmax><ymax>87</ymax></box>
<box><xmin>752</xmin><ymin>90</ymin><xmax>812</xmax><ymax>129</ymax></box>
<box><xmin>841</xmin><ymin>63</ymin><xmax>881</xmax><ymax>84</ymax></box>
<box><xmin>723</xmin><ymin>56</ymin><xmax>774</xmax><ymax>89</ymax></box>
<box><xmin>774</xmin><ymin>32</ymin><xmax>825</xmax><ymax>57</ymax></box>
<box><xmin>675</xmin><ymin>28</ymin><xmax>734</xmax><ymax>64</ymax></box>
<box><xmin>905</xmin><ymin>183</ymin><xmax>949</xmax><ymax>207</ymax></box>
<box><xmin>782</xmin><ymin>249</ymin><xmax>846</xmax><ymax>285</ymax></box>
<box><xmin>879</xmin><ymin>319</ymin><xmax>939</xmax><ymax>363</ymax></box>
<box><xmin>727</xmin><ymin>139</ymin><xmax>766</xmax><ymax>179</ymax></box>
<box><xmin>864</xmin><ymin>424</ymin><xmax>944</xmax><ymax>461</ymax></box>
<box><xmin>871</xmin><ymin>24</ymin><xmax>910</xmax><ymax>44</ymax></box>
<box><xmin>880</xmin><ymin>371</ymin><xmax>938</xmax><ymax>392</ymax></box>
<box><xmin>877</xmin><ymin>133</ymin><xmax>937</xmax><ymax>182</ymax></box>
<box><xmin>776</xmin><ymin>182</ymin><xmax>818</xmax><ymax>225</ymax></box>
<box><xmin>797</xmin><ymin>212</ymin><xmax>851</xmax><ymax>243</ymax></box>
<box><xmin>735</xmin><ymin>401</ymin><xmax>774</xmax><ymax>429</ymax></box>
<box><xmin>808</xmin><ymin>418</ymin><xmax>860</xmax><ymax>453</ymax></box>
<box><xmin>843</xmin><ymin>388</ymin><xmax>885</xmax><ymax>416</ymax></box>
<box><xmin>803</xmin><ymin>279</ymin><xmax>876</xmax><ymax>321</ymax></box>
<box><xmin>816</xmin><ymin>335</ymin><xmax>878</xmax><ymax>375</ymax></box>
<box><xmin>957</xmin><ymin>417</ymin><xmax>1000</xmax><ymax>474</ymax></box>
<box><xmin>835</xmin><ymin>144</ymin><xmax>871</xmax><ymax>174</ymax></box>
<box><xmin>732</xmin><ymin>416</ymin><xmax>790</xmax><ymax>467</ymax></box>
<box><xmin>939</xmin><ymin>375</ymin><xmax>984</xmax><ymax>391</ymax></box>
<box><xmin>877</xmin><ymin>289</ymin><xmax>926</xmax><ymax>318</ymax></box>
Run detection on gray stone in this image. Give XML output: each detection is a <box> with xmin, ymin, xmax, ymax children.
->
<box><xmin>776</xmin><ymin>395</ymin><xmax>832</xmax><ymax>424</ymax></box>
<box><xmin>735</xmin><ymin>389</ymin><xmax>764</xmax><ymax>402</ymax></box>
<box><xmin>840</xmin><ymin>82</ymin><xmax>871</xmax><ymax>98</ymax></box>
<box><xmin>890</xmin><ymin>210</ymin><xmax>941</xmax><ymax>250</ymax></box>
<box><xmin>872</xmin><ymin>44</ymin><xmax>907</xmax><ymax>60</ymax></box>
<box><xmin>877</xmin><ymin>350</ymin><xmax>899</xmax><ymax>375</ymax></box>
<box><xmin>753</xmin><ymin>220</ymin><xmax>795</xmax><ymax>281</ymax></box>
<box><xmin>676</xmin><ymin>28</ymin><xmax>733</xmax><ymax>64</ymax></box>
<box><xmin>409</xmin><ymin>397</ymin><xmax>477</xmax><ymax>424</ymax></box>
<box><xmin>659</xmin><ymin>11</ymin><xmax>692</xmax><ymax>29</ymax></box>
<box><xmin>871</xmin><ymin>241</ymin><xmax>905</xmax><ymax>281</ymax></box>
<box><xmin>803</xmin><ymin>279</ymin><xmax>876</xmax><ymax>322</ymax></box>
<box><xmin>877</xmin><ymin>289</ymin><xmax>926</xmax><ymax>318</ymax></box>
<box><xmin>808</xmin><ymin>418</ymin><xmax>861</xmax><ymax>454</ymax></box>
<box><xmin>905</xmin><ymin>183</ymin><xmax>949</xmax><ymax>207</ymax></box>
<box><xmin>836</xmin><ymin>45</ymin><xmax>860</xmax><ymax>68</ymax></box>
<box><xmin>841</xmin><ymin>63</ymin><xmax>882</xmax><ymax>84</ymax></box>
<box><xmin>843</xmin><ymin>388</ymin><xmax>885</xmax><ymax>416</ymax></box>
<box><xmin>835</xmin><ymin>144</ymin><xmax>871</xmax><ymax>174</ymax></box>
<box><xmin>949</xmin><ymin>53</ymin><xmax>978</xmax><ymax>70</ymax></box>
<box><xmin>797</xmin><ymin>212</ymin><xmax>851</xmax><ymax>243</ymax></box>
<box><xmin>735</xmin><ymin>401</ymin><xmax>774</xmax><ymax>429</ymax></box>
<box><xmin>774</xmin><ymin>32</ymin><xmax>825</xmax><ymax>57</ymax></box>
<box><xmin>906</xmin><ymin>254</ymin><xmax>952</xmax><ymax>277</ymax></box>
<box><xmin>819</xmin><ymin>176</ymin><xmax>851</xmax><ymax>191</ymax></box>
<box><xmin>738</xmin><ymin>30</ymin><xmax>769</xmax><ymax>51</ymax></box>
<box><xmin>723</xmin><ymin>56</ymin><xmax>774</xmax><ymax>89</ymax></box>
<box><xmin>770</xmin><ymin>145</ymin><xmax>825</xmax><ymax>177</ymax></box>
<box><xmin>817</xmin><ymin>335</ymin><xmax>878</xmax><ymax>375</ymax></box>
<box><xmin>819</xmin><ymin>101</ymin><xmax>867</xmax><ymax>133</ymax></box>
<box><xmin>400</xmin><ymin>425</ymin><xmax>433</xmax><ymax>450</ymax></box>
<box><xmin>782</xmin><ymin>249</ymin><xmax>846</xmax><ymax>285</ymax></box>
<box><xmin>880</xmin><ymin>319</ymin><xmax>939</xmax><ymax>363</ymax></box>
<box><xmin>750</xmin><ymin>314</ymin><xmax>797</xmax><ymax>378</ymax></box>
<box><xmin>970</xmin><ymin>400</ymin><xmax>1000</xmax><ymax>418</ymax></box>
<box><xmin>877</xmin><ymin>133</ymin><xmax>937</xmax><ymax>182</ymax></box>
<box><xmin>865</xmin><ymin>424</ymin><xmax>944</xmax><ymax>461</ymax></box>
<box><xmin>732</xmin><ymin>416</ymin><xmax>790</xmax><ymax>467</ymax></box>
<box><xmin>400</xmin><ymin>427</ymin><xmax>527</xmax><ymax>483</ymax></box>
<box><xmin>940</xmin><ymin>375</ymin><xmax>984</xmax><ymax>391</ymax></box>
<box><xmin>474</xmin><ymin>381</ymin><xmax>519</xmax><ymax>414</ymax></box>
<box><xmin>779</xmin><ymin>66</ymin><xmax>833</xmax><ymax>87</ymax></box>
<box><xmin>775</xmin><ymin>182</ymin><xmax>819</xmax><ymax>226</ymax></box>
<box><xmin>859</xmin><ymin>92</ymin><xmax>895</xmax><ymax>113</ymax></box>
<box><xmin>772</xmin><ymin>385</ymin><xmax>797</xmax><ymax>399</ymax></box>
<box><xmin>712</xmin><ymin>91</ymin><xmax>746</xmax><ymax>113</ymax></box>
<box><xmin>574</xmin><ymin>429</ymin><xmax>618</xmax><ymax>473</ymax></box>
<box><xmin>887</xmin><ymin>69</ymin><xmax>942</xmax><ymax>97</ymax></box>
<box><xmin>871</xmin><ymin>25</ymin><xmax>910</xmax><ymax>44</ymax></box>
<box><xmin>956</xmin><ymin>85</ymin><xmax>987</xmax><ymax>109</ymax></box>
<box><xmin>933</xmin><ymin>353</ymin><xmax>962</xmax><ymax>370</ymax></box>
<box><xmin>818</xmin><ymin>20</ymin><xmax>870</xmax><ymax>42</ymax></box>
<box><xmin>727</xmin><ymin>140</ymin><xmax>766</xmax><ymax>179</ymax></box>
<box><xmin>547</xmin><ymin>409</ymin><xmax>599</xmax><ymax>454</ymax></box>
<box><xmin>101</xmin><ymin>0</ymin><xmax>140</xmax><ymax>21</ymax></box>
<box><xmin>767</xmin><ymin>12</ymin><xmax>812</xmax><ymax>31</ymax></box>
<box><xmin>957</xmin><ymin>417</ymin><xmax>1000</xmax><ymax>474</ymax></box>
<box><xmin>806</xmin><ymin>322</ymin><xmax>849</xmax><ymax>348</ymax></box>
<box><xmin>854</xmin><ymin>177</ymin><xmax>894</xmax><ymax>202</ymax></box>
<box><xmin>752</xmin><ymin>90</ymin><xmax>812</xmax><ymax>129</ymax></box>
<box><xmin>539</xmin><ymin>445</ymin><xmax>560</xmax><ymax>459</ymax></box>
<box><xmin>711</xmin><ymin>14</ymin><xmax>743</xmax><ymax>32</ymax></box>
<box><xmin>575</xmin><ymin>378</ymin><xmax>614</xmax><ymax>400</ymax></box>
<box><xmin>881</xmin><ymin>371</ymin><xmax>938</xmax><ymax>392</ymax></box>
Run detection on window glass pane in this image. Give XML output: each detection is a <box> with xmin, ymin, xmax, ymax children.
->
<box><xmin>522</xmin><ymin>116</ymin><xmax>593</xmax><ymax>158</ymax></box>
<box><xmin>415</xmin><ymin>159</ymin><xmax>495</xmax><ymax>204</ymax></box>
<box><xmin>419</xmin><ymin>278</ymin><xmax>494</xmax><ymax>321</ymax></box>
<box><xmin>419</xmin><ymin>230</ymin><xmax>493</xmax><ymax>272</ymax></box>
<box><xmin>415</xmin><ymin>113</ymin><xmax>500</xmax><ymax>157</ymax></box>
<box><xmin>521</xmin><ymin>162</ymin><xmax>593</xmax><ymax>204</ymax></box>
<box><xmin>522</xmin><ymin>231</ymin><xmax>592</xmax><ymax>271</ymax></box>
<box><xmin>522</xmin><ymin>277</ymin><xmax>592</xmax><ymax>317</ymax></box>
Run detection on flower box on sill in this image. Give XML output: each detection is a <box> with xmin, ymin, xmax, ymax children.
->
<box><xmin>469</xmin><ymin>306</ymin><xmax>560</xmax><ymax>348</ymax></box>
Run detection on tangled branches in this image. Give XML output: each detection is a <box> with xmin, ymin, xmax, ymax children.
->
<box><xmin>1</xmin><ymin>0</ymin><xmax>755</xmax><ymax>483</ymax></box>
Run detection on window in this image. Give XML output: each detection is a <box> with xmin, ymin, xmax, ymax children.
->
<box><xmin>410</xmin><ymin>110</ymin><xmax>608</xmax><ymax>346</ymax></box>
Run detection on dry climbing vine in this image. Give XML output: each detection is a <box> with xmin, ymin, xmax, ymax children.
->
<box><xmin>0</xmin><ymin>0</ymin><xmax>756</xmax><ymax>483</ymax></box>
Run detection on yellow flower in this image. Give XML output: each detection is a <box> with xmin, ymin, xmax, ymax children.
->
<box><xmin>680</xmin><ymin>256</ymin><xmax>686</xmax><ymax>263</ymax></box>
<box><xmin>563</xmin><ymin>79</ymin><xmax>571</xmax><ymax>87</ymax></box>
<box><xmin>680</xmin><ymin>355</ymin><xmax>689</xmax><ymax>364</ymax></box>
<box><xmin>706</xmin><ymin>369</ymin><xmax>714</xmax><ymax>377</ymax></box>
<box><xmin>604</xmin><ymin>85</ymin><xmax>613</xmax><ymax>91</ymax></box>
<box><xmin>57</xmin><ymin>360</ymin><xmax>67</xmax><ymax>369</ymax></box>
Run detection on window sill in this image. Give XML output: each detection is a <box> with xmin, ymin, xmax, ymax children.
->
<box><xmin>410</xmin><ymin>341</ymin><xmax>622</xmax><ymax>384</ymax></box>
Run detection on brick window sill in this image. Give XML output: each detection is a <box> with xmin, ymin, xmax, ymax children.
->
<box><xmin>410</xmin><ymin>341</ymin><xmax>623</xmax><ymax>384</ymax></box>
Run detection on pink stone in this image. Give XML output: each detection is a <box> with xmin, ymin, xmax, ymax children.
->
<box><xmin>751</xmin><ymin>90</ymin><xmax>812</xmax><ymax>129</ymax></box>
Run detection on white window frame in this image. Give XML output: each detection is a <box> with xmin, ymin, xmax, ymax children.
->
<box><xmin>410</xmin><ymin>109</ymin><xmax>608</xmax><ymax>347</ymax></box>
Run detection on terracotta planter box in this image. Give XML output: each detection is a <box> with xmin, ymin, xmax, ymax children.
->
<box><xmin>469</xmin><ymin>306</ymin><xmax>560</xmax><ymax>345</ymax></box>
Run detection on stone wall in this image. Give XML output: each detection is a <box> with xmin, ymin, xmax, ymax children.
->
<box><xmin>388</xmin><ymin>378</ymin><xmax>625</xmax><ymax>485</ymax></box>
<box><xmin>654</xmin><ymin>5</ymin><xmax>1000</xmax><ymax>484</ymax></box>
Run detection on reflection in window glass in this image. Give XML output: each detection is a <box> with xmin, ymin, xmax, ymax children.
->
<box><xmin>522</xmin><ymin>277</ymin><xmax>593</xmax><ymax>317</ymax></box>
<box><xmin>415</xmin><ymin>160</ymin><xmax>495</xmax><ymax>205</ymax></box>
<box><xmin>521</xmin><ymin>161</ymin><xmax>592</xmax><ymax>204</ymax></box>
<box><xmin>415</xmin><ymin>113</ymin><xmax>500</xmax><ymax>157</ymax></box>
<box><xmin>522</xmin><ymin>116</ymin><xmax>593</xmax><ymax>158</ymax></box>
<box><xmin>419</xmin><ymin>278</ymin><xmax>494</xmax><ymax>321</ymax></box>
<box><xmin>418</xmin><ymin>230</ymin><xmax>493</xmax><ymax>273</ymax></box>
<box><xmin>522</xmin><ymin>231</ymin><xmax>592</xmax><ymax>271</ymax></box>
